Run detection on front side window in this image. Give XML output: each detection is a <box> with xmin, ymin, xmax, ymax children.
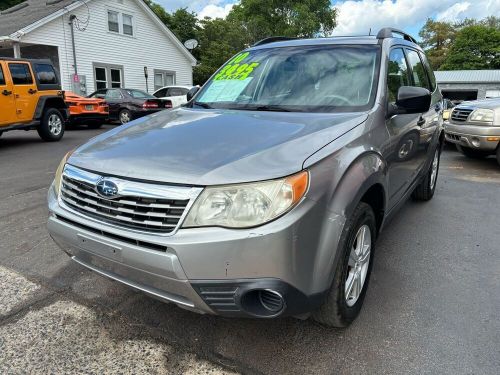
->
<box><xmin>34</xmin><ymin>64</ymin><xmax>57</xmax><ymax>84</ymax></box>
<box><xmin>406</xmin><ymin>49</ymin><xmax>430</xmax><ymax>90</ymax></box>
<box><xmin>195</xmin><ymin>45</ymin><xmax>380</xmax><ymax>112</ymax></box>
<box><xmin>387</xmin><ymin>48</ymin><xmax>410</xmax><ymax>103</ymax></box>
<box><xmin>105</xmin><ymin>89</ymin><xmax>122</xmax><ymax>99</ymax></box>
<box><xmin>418</xmin><ymin>51</ymin><xmax>436</xmax><ymax>92</ymax></box>
<box><xmin>0</xmin><ymin>65</ymin><xmax>5</xmax><ymax>85</ymax></box>
<box><xmin>8</xmin><ymin>63</ymin><xmax>33</xmax><ymax>85</ymax></box>
<box><xmin>108</xmin><ymin>11</ymin><xmax>119</xmax><ymax>32</ymax></box>
<box><xmin>168</xmin><ymin>87</ymin><xmax>189</xmax><ymax>96</ymax></box>
<box><xmin>123</xmin><ymin>14</ymin><xmax>133</xmax><ymax>36</ymax></box>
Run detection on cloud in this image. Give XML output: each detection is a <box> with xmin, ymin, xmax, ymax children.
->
<box><xmin>198</xmin><ymin>3</ymin><xmax>235</xmax><ymax>19</ymax></box>
<box><xmin>332</xmin><ymin>0</ymin><xmax>500</xmax><ymax>37</ymax></box>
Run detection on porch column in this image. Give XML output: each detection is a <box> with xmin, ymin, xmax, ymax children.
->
<box><xmin>12</xmin><ymin>41</ymin><xmax>21</xmax><ymax>58</ymax></box>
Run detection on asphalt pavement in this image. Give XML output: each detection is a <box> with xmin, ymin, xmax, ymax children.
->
<box><xmin>0</xmin><ymin>126</ymin><xmax>499</xmax><ymax>374</ymax></box>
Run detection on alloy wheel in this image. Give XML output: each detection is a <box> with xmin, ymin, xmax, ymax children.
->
<box><xmin>48</xmin><ymin>114</ymin><xmax>62</xmax><ymax>136</ymax></box>
<box><xmin>345</xmin><ymin>224</ymin><xmax>372</xmax><ymax>307</ymax></box>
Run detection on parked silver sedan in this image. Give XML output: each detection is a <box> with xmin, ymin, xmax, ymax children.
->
<box><xmin>445</xmin><ymin>98</ymin><xmax>500</xmax><ymax>165</ymax></box>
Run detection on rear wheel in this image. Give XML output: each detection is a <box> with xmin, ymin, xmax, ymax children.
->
<box><xmin>119</xmin><ymin>109</ymin><xmax>132</xmax><ymax>124</ymax></box>
<box><xmin>456</xmin><ymin>145</ymin><xmax>489</xmax><ymax>159</ymax></box>
<box><xmin>37</xmin><ymin>108</ymin><xmax>64</xmax><ymax>141</ymax></box>
<box><xmin>412</xmin><ymin>147</ymin><xmax>440</xmax><ymax>201</ymax></box>
<box><xmin>312</xmin><ymin>202</ymin><xmax>376</xmax><ymax>327</ymax></box>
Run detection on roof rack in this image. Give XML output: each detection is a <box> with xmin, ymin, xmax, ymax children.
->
<box><xmin>376</xmin><ymin>28</ymin><xmax>417</xmax><ymax>44</ymax></box>
<box><xmin>253</xmin><ymin>36</ymin><xmax>297</xmax><ymax>47</ymax></box>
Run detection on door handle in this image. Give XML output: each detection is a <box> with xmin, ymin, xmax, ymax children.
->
<box><xmin>2</xmin><ymin>90</ymin><xmax>12</xmax><ymax>96</ymax></box>
<box><xmin>28</xmin><ymin>88</ymin><xmax>37</xmax><ymax>94</ymax></box>
<box><xmin>417</xmin><ymin>117</ymin><xmax>426</xmax><ymax>126</ymax></box>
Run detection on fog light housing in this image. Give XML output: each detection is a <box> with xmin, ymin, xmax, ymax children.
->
<box><xmin>471</xmin><ymin>137</ymin><xmax>481</xmax><ymax>148</ymax></box>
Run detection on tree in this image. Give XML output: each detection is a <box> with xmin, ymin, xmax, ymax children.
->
<box><xmin>418</xmin><ymin>19</ymin><xmax>456</xmax><ymax>70</ymax></box>
<box><xmin>228</xmin><ymin>0</ymin><xmax>337</xmax><ymax>44</ymax></box>
<box><xmin>0</xmin><ymin>0</ymin><xmax>24</xmax><ymax>11</ymax></box>
<box><xmin>441</xmin><ymin>25</ymin><xmax>500</xmax><ymax>70</ymax></box>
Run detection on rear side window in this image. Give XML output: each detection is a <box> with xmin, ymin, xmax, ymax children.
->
<box><xmin>418</xmin><ymin>51</ymin><xmax>436</xmax><ymax>92</ymax></box>
<box><xmin>0</xmin><ymin>65</ymin><xmax>5</xmax><ymax>85</ymax></box>
<box><xmin>167</xmin><ymin>87</ymin><xmax>188</xmax><ymax>96</ymax></box>
<box><xmin>105</xmin><ymin>89</ymin><xmax>122</xmax><ymax>99</ymax></box>
<box><xmin>387</xmin><ymin>48</ymin><xmax>410</xmax><ymax>102</ymax></box>
<box><xmin>154</xmin><ymin>88</ymin><xmax>167</xmax><ymax>97</ymax></box>
<box><xmin>406</xmin><ymin>50</ymin><xmax>430</xmax><ymax>90</ymax></box>
<box><xmin>8</xmin><ymin>63</ymin><xmax>33</xmax><ymax>85</ymax></box>
<box><xmin>34</xmin><ymin>64</ymin><xmax>58</xmax><ymax>84</ymax></box>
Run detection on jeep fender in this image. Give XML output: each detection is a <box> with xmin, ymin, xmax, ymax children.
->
<box><xmin>34</xmin><ymin>96</ymin><xmax>68</xmax><ymax>121</ymax></box>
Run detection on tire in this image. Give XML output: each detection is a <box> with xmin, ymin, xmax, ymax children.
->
<box><xmin>412</xmin><ymin>146</ymin><xmax>440</xmax><ymax>201</ymax></box>
<box><xmin>456</xmin><ymin>144</ymin><xmax>489</xmax><ymax>159</ymax></box>
<box><xmin>119</xmin><ymin>109</ymin><xmax>132</xmax><ymax>124</ymax></box>
<box><xmin>0</xmin><ymin>131</ymin><xmax>3</xmax><ymax>138</ymax></box>
<box><xmin>312</xmin><ymin>202</ymin><xmax>376</xmax><ymax>327</ymax></box>
<box><xmin>37</xmin><ymin>108</ymin><xmax>65</xmax><ymax>142</ymax></box>
<box><xmin>87</xmin><ymin>122</ymin><xmax>103</xmax><ymax>129</ymax></box>
<box><xmin>496</xmin><ymin>146</ymin><xmax>500</xmax><ymax>167</ymax></box>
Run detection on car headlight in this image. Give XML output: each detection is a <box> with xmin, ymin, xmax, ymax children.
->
<box><xmin>183</xmin><ymin>171</ymin><xmax>309</xmax><ymax>228</ymax></box>
<box><xmin>470</xmin><ymin>109</ymin><xmax>494</xmax><ymax>122</ymax></box>
<box><xmin>53</xmin><ymin>150</ymin><xmax>74</xmax><ymax>197</ymax></box>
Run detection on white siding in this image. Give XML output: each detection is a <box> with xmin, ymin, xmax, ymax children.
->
<box><xmin>21</xmin><ymin>0</ymin><xmax>193</xmax><ymax>93</ymax></box>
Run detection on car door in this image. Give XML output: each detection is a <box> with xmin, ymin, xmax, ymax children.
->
<box><xmin>7</xmin><ymin>62</ymin><xmax>38</xmax><ymax>122</ymax></box>
<box><xmin>385</xmin><ymin>47</ymin><xmax>430</xmax><ymax>208</ymax></box>
<box><xmin>104</xmin><ymin>89</ymin><xmax>124</xmax><ymax>119</ymax></box>
<box><xmin>0</xmin><ymin>62</ymin><xmax>16</xmax><ymax>127</ymax></box>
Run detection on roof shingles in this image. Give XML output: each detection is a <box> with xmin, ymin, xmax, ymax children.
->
<box><xmin>435</xmin><ymin>70</ymin><xmax>500</xmax><ymax>84</ymax></box>
<box><xmin>0</xmin><ymin>0</ymin><xmax>77</xmax><ymax>37</ymax></box>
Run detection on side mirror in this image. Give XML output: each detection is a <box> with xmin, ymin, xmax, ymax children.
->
<box><xmin>187</xmin><ymin>86</ymin><xmax>200</xmax><ymax>102</ymax></box>
<box><xmin>391</xmin><ymin>86</ymin><xmax>431</xmax><ymax>116</ymax></box>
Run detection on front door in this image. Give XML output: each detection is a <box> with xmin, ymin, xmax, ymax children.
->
<box><xmin>385</xmin><ymin>47</ymin><xmax>430</xmax><ymax>208</ymax></box>
<box><xmin>0</xmin><ymin>62</ymin><xmax>16</xmax><ymax>127</ymax></box>
<box><xmin>8</xmin><ymin>62</ymin><xmax>38</xmax><ymax>122</ymax></box>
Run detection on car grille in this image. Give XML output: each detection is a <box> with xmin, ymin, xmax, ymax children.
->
<box><xmin>60</xmin><ymin>165</ymin><xmax>200</xmax><ymax>234</ymax></box>
<box><xmin>451</xmin><ymin>108</ymin><xmax>473</xmax><ymax>122</ymax></box>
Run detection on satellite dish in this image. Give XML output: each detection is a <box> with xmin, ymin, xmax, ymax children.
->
<box><xmin>184</xmin><ymin>39</ymin><xmax>198</xmax><ymax>50</ymax></box>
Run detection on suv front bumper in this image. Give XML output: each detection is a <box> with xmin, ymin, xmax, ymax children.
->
<box><xmin>47</xmin><ymin>185</ymin><xmax>332</xmax><ymax>318</ymax></box>
<box><xmin>444</xmin><ymin>122</ymin><xmax>500</xmax><ymax>151</ymax></box>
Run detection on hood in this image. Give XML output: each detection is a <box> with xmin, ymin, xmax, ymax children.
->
<box><xmin>68</xmin><ymin>107</ymin><xmax>367</xmax><ymax>185</ymax></box>
<box><xmin>457</xmin><ymin>98</ymin><xmax>500</xmax><ymax>110</ymax></box>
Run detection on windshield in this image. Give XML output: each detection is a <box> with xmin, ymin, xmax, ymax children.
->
<box><xmin>195</xmin><ymin>45</ymin><xmax>380</xmax><ymax>112</ymax></box>
<box><xmin>126</xmin><ymin>89</ymin><xmax>155</xmax><ymax>99</ymax></box>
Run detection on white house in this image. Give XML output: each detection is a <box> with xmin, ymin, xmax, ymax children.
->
<box><xmin>0</xmin><ymin>0</ymin><xmax>196</xmax><ymax>95</ymax></box>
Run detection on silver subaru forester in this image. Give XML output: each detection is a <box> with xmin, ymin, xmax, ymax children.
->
<box><xmin>47</xmin><ymin>28</ymin><xmax>444</xmax><ymax>327</ymax></box>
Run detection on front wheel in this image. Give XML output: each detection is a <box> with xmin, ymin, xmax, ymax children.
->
<box><xmin>37</xmin><ymin>108</ymin><xmax>65</xmax><ymax>141</ymax></box>
<box><xmin>312</xmin><ymin>202</ymin><xmax>376</xmax><ymax>327</ymax></box>
<box><xmin>412</xmin><ymin>147</ymin><xmax>440</xmax><ymax>201</ymax></box>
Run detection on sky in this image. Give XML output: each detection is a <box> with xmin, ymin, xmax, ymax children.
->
<box><xmin>154</xmin><ymin>0</ymin><xmax>500</xmax><ymax>39</ymax></box>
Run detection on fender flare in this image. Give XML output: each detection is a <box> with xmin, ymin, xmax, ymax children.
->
<box><xmin>34</xmin><ymin>96</ymin><xmax>68</xmax><ymax>121</ymax></box>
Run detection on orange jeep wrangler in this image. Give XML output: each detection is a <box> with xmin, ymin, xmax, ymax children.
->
<box><xmin>0</xmin><ymin>58</ymin><xmax>68</xmax><ymax>141</ymax></box>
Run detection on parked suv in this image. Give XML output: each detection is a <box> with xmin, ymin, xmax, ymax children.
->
<box><xmin>47</xmin><ymin>28</ymin><xmax>444</xmax><ymax>327</ymax></box>
<box><xmin>0</xmin><ymin>58</ymin><xmax>68</xmax><ymax>141</ymax></box>
<box><xmin>445</xmin><ymin>98</ymin><xmax>500</xmax><ymax>165</ymax></box>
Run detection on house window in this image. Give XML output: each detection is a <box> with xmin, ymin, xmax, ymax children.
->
<box><xmin>154</xmin><ymin>70</ymin><xmax>175</xmax><ymax>91</ymax></box>
<box><xmin>95</xmin><ymin>67</ymin><xmax>107</xmax><ymax>89</ymax></box>
<box><xmin>107</xmin><ymin>10</ymin><xmax>134</xmax><ymax>36</ymax></box>
<box><xmin>108</xmin><ymin>11</ymin><xmax>119</xmax><ymax>33</ymax></box>
<box><xmin>94</xmin><ymin>64</ymin><xmax>124</xmax><ymax>90</ymax></box>
<box><xmin>123</xmin><ymin>14</ymin><xmax>133</xmax><ymax>36</ymax></box>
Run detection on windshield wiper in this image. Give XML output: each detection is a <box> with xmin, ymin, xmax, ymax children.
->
<box><xmin>193</xmin><ymin>102</ymin><xmax>213</xmax><ymax>109</ymax></box>
<box><xmin>248</xmin><ymin>105</ymin><xmax>293</xmax><ymax>112</ymax></box>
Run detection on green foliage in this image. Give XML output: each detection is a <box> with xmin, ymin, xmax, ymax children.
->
<box><xmin>440</xmin><ymin>25</ymin><xmax>500</xmax><ymax>70</ymax></box>
<box><xmin>0</xmin><ymin>0</ymin><xmax>24</xmax><ymax>11</ymax></box>
<box><xmin>419</xmin><ymin>16</ymin><xmax>500</xmax><ymax>71</ymax></box>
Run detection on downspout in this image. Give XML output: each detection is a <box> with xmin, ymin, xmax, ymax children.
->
<box><xmin>69</xmin><ymin>14</ymin><xmax>78</xmax><ymax>76</ymax></box>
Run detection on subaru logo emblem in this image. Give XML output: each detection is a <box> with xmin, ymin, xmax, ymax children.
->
<box><xmin>96</xmin><ymin>179</ymin><xmax>119</xmax><ymax>198</ymax></box>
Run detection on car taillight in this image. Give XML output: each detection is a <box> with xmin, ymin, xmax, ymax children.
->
<box><xmin>164</xmin><ymin>100</ymin><xmax>173</xmax><ymax>109</ymax></box>
<box><xmin>143</xmin><ymin>101</ymin><xmax>159</xmax><ymax>109</ymax></box>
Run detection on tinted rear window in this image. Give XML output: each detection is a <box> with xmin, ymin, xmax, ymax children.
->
<box><xmin>9</xmin><ymin>63</ymin><xmax>33</xmax><ymax>85</ymax></box>
<box><xmin>0</xmin><ymin>65</ymin><xmax>5</xmax><ymax>85</ymax></box>
<box><xmin>34</xmin><ymin>63</ymin><xmax>58</xmax><ymax>84</ymax></box>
